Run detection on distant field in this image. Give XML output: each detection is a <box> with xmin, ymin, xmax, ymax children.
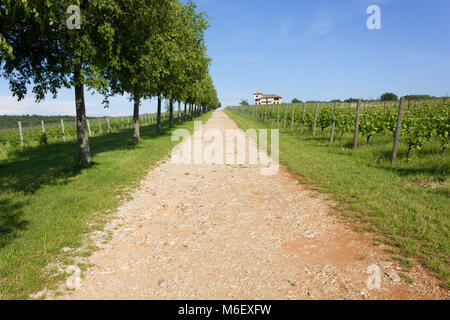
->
<box><xmin>0</xmin><ymin>115</ymin><xmax>80</xmax><ymax>130</ymax></box>
<box><xmin>0</xmin><ymin>115</ymin><xmax>111</xmax><ymax>130</ymax></box>
<box><xmin>0</xmin><ymin>113</ymin><xmax>166</xmax><ymax>160</ymax></box>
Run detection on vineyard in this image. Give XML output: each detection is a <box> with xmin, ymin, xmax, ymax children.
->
<box><xmin>231</xmin><ymin>98</ymin><xmax>449</xmax><ymax>164</ymax></box>
<box><xmin>0</xmin><ymin>111</ymin><xmax>178</xmax><ymax>158</ymax></box>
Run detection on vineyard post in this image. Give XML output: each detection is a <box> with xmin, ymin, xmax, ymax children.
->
<box><xmin>98</xmin><ymin>120</ymin><xmax>102</xmax><ymax>134</ymax></box>
<box><xmin>87</xmin><ymin>119</ymin><xmax>91</xmax><ymax>136</ymax></box>
<box><xmin>61</xmin><ymin>119</ymin><xmax>66</xmax><ymax>142</ymax></box>
<box><xmin>107</xmin><ymin>117</ymin><xmax>111</xmax><ymax>134</ymax></box>
<box><xmin>276</xmin><ymin>104</ymin><xmax>280</xmax><ymax>126</ymax></box>
<box><xmin>18</xmin><ymin>121</ymin><xmax>24</xmax><ymax>150</ymax></box>
<box><xmin>330</xmin><ymin>102</ymin><xmax>337</xmax><ymax>143</ymax></box>
<box><xmin>300</xmin><ymin>103</ymin><xmax>306</xmax><ymax>134</ymax></box>
<box><xmin>353</xmin><ymin>100</ymin><xmax>362</xmax><ymax>149</ymax></box>
<box><xmin>271</xmin><ymin>105</ymin><xmax>275</xmax><ymax>125</ymax></box>
<box><xmin>283</xmin><ymin>104</ymin><xmax>287</xmax><ymax>128</ymax></box>
<box><xmin>290</xmin><ymin>104</ymin><xmax>295</xmax><ymax>129</ymax></box>
<box><xmin>313</xmin><ymin>102</ymin><xmax>319</xmax><ymax>137</ymax></box>
<box><xmin>41</xmin><ymin>121</ymin><xmax>48</xmax><ymax>145</ymax></box>
<box><xmin>391</xmin><ymin>97</ymin><xmax>405</xmax><ymax>165</ymax></box>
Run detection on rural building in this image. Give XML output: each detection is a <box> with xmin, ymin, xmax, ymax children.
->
<box><xmin>253</xmin><ymin>92</ymin><xmax>282</xmax><ymax>105</ymax></box>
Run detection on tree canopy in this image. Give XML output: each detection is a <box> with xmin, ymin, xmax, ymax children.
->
<box><xmin>0</xmin><ymin>0</ymin><xmax>220</xmax><ymax>161</ymax></box>
<box><xmin>380</xmin><ymin>93</ymin><xmax>398</xmax><ymax>101</ymax></box>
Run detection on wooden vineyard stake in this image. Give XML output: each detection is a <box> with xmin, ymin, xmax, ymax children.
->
<box><xmin>61</xmin><ymin>119</ymin><xmax>66</xmax><ymax>142</ymax></box>
<box><xmin>18</xmin><ymin>121</ymin><xmax>24</xmax><ymax>150</ymax></box>
<box><xmin>312</xmin><ymin>102</ymin><xmax>319</xmax><ymax>137</ymax></box>
<box><xmin>291</xmin><ymin>104</ymin><xmax>295</xmax><ymax>129</ymax></box>
<box><xmin>330</xmin><ymin>102</ymin><xmax>337</xmax><ymax>143</ymax></box>
<box><xmin>353</xmin><ymin>100</ymin><xmax>361</xmax><ymax>149</ymax></box>
<box><xmin>276</xmin><ymin>105</ymin><xmax>280</xmax><ymax>126</ymax></box>
<box><xmin>392</xmin><ymin>97</ymin><xmax>405</xmax><ymax>165</ymax></box>
<box><xmin>300</xmin><ymin>103</ymin><xmax>306</xmax><ymax>134</ymax></box>
<box><xmin>41</xmin><ymin>121</ymin><xmax>48</xmax><ymax>145</ymax></box>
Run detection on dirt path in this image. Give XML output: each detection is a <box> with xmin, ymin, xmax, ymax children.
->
<box><xmin>58</xmin><ymin>111</ymin><xmax>446</xmax><ymax>300</ymax></box>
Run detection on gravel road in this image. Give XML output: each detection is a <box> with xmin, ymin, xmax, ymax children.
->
<box><xmin>57</xmin><ymin>111</ymin><xmax>447</xmax><ymax>300</ymax></box>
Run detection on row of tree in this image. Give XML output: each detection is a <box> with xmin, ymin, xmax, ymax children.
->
<box><xmin>0</xmin><ymin>0</ymin><xmax>220</xmax><ymax>164</ymax></box>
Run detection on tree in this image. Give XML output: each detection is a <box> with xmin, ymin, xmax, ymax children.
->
<box><xmin>103</xmin><ymin>0</ymin><xmax>175</xmax><ymax>143</ymax></box>
<box><xmin>240</xmin><ymin>100</ymin><xmax>249</xmax><ymax>106</ymax></box>
<box><xmin>0</xmin><ymin>1</ymin><xmax>120</xmax><ymax>164</ymax></box>
<box><xmin>380</xmin><ymin>93</ymin><xmax>398</xmax><ymax>101</ymax></box>
<box><xmin>404</xmin><ymin>94</ymin><xmax>432</xmax><ymax>101</ymax></box>
<box><xmin>158</xmin><ymin>1</ymin><xmax>210</xmax><ymax>129</ymax></box>
<box><xmin>292</xmin><ymin>98</ymin><xmax>302</xmax><ymax>103</ymax></box>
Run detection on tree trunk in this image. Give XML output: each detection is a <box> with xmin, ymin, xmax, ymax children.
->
<box><xmin>157</xmin><ymin>95</ymin><xmax>162</xmax><ymax>133</ymax></box>
<box><xmin>178</xmin><ymin>101</ymin><xmax>181</xmax><ymax>123</ymax></box>
<box><xmin>169</xmin><ymin>99</ymin><xmax>174</xmax><ymax>128</ymax></box>
<box><xmin>184</xmin><ymin>102</ymin><xmax>187</xmax><ymax>122</ymax></box>
<box><xmin>190</xmin><ymin>104</ymin><xmax>193</xmax><ymax>120</ymax></box>
<box><xmin>74</xmin><ymin>63</ymin><xmax>91</xmax><ymax>164</ymax></box>
<box><xmin>132</xmin><ymin>96</ymin><xmax>140</xmax><ymax>144</ymax></box>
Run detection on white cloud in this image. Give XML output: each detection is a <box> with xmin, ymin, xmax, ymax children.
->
<box><xmin>310</xmin><ymin>15</ymin><xmax>334</xmax><ymax>35</ymax></box>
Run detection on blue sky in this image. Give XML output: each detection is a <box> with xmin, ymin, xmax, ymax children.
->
<box><xmin>1</xmin><ymin>0</ymin><xmax>449</xmax><ymax>116</ymax></box>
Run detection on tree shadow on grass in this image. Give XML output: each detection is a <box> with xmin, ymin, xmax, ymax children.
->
<box><xmin>0</xmin><ymin>199</ymin><xmax>28</xmax><ymax>249</ymax></box>
<box><xmin>0</xmin><ymin>121</ymin><xmax>173</xmax><ymax>196</ymax></box>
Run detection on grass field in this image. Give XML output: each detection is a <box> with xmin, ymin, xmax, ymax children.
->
<box><xmin>0</xmin><ymin>112</ymin><xmax>212</xmax><ymax>299</ymax></box>
<box><xmin>225</xmin><ymin>109</ymin><xmax>449</xmax><ymax>288</ymax></box>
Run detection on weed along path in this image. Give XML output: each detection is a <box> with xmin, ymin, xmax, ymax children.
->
<box><xmin>57</xmin><ymin>111</ymin><xmax>446</xmax><ymax>300</ymax></box>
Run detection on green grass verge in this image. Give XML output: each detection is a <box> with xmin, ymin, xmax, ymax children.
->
<box><xmin>0</xmin><ymin>113</ymin><xmax>212</xmax><ymax>299</ymax></box>
<box><xmin>225</xmin><ymin>109</ymin><xmax>449</xmax><ymax>288</ymax></box>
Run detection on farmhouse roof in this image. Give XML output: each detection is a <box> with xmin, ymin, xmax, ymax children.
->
<box><xmin>260</xmin><ymin>94</ymin><xmax>282</xmax><ymax>99</ymax></box>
